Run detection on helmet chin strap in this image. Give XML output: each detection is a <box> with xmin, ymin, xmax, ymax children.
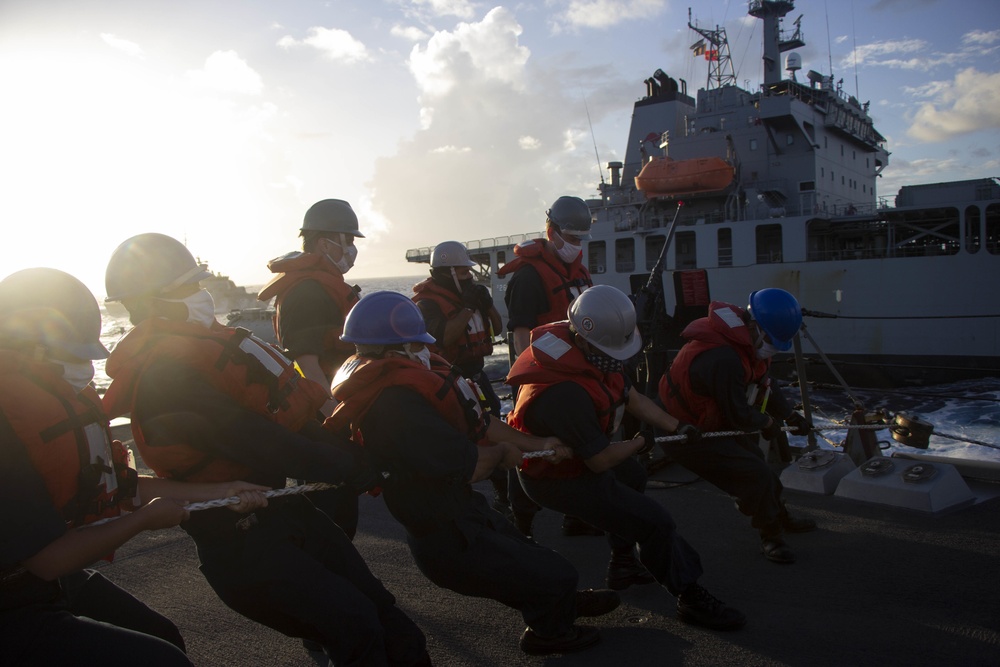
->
<box><xmin>449</xmin><ymin>267</ymin><xmax>462</xmax><ymax>293</ymax></box>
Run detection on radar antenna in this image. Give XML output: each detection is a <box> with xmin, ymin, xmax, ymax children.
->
<box><xmin>688</xmin><ymin>7</ymin><xmax>737</xmax><ymax>90</ymax></box>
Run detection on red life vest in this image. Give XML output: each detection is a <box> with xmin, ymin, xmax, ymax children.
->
<box><xmin>658</xmin><ymin>301</ymin><xmax>771</xmax><ymax>432</ymax></box>
<box><xmin>506</xmin><ymin>322</ymin><xmax>627</xmax><ymax>479</ymax></box>
<box><xmin>329</xmin><ymin>354</ymin><xmax>489</xmax><ymax>446</ymax></box>
<box><xmin>103</xmin><ymin>319</ymin><xmax>329</xmax><ymax>482</ymax></box>
<box><xmin>257</xmin><ymin>251</ymin><xmax>360</xmax><ymax>372</ymax></box>
<box><xmin>0</xmin><ymin>351</ymin><xmax>131</xmax><ymax>528</ymax></box>
<box><xmin>411</xmin><ymin>278</ymin><xmax>493</xmax><ymax>365</ymax></box>
<box><xmin>497</xmin><ymin>239</ymin><xmax>592</xmax><ymax>325</ymax></box>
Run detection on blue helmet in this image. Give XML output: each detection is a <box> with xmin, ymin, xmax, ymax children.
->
<box><xmin>341</xmin><ymin>291</ymin><xmax>436</xmax><ymax>345</ymax></box>
<box><xmin>747</xmin><ymin>288</ymin><xmax>802</xmax><ymax>352</ymax></box>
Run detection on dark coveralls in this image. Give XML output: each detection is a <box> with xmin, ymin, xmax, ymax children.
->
<box><xmin>516</xmin><ymin>382</ymin><xmax>704</xmax><ymax>596</ymax></box>
<box><xmin>275</xmin><ymin>278</ymin><xmax>360</xmax><ymax>538</ymax></box>
<box><xmin>354</xmin><ymin>386</ymin><xmax>579</xmax><ymax>638</ymax></box>
<box><xmin>0</xmin><ymin>414</ymin><xmax>191</xmax><ymax>667</ymax></box>
<box><xmin>662</xmin><ymin>346</ymin><xmax>793</xmax><ymax>533</ymax></box>
<box><xmin>133</xmin><ymin>361</ymin><xmax>428</xmax><ymax>667</ymax></box>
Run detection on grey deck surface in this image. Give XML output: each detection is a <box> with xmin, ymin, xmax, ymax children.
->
<box><xmin>98</xmin><ymin>431</ymin><xmax>1000</xmax><ymax>667</ymax></box>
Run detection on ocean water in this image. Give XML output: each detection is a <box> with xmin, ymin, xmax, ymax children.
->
<box><xmin>97</xmin><ymin>275</ymin><xmax>1000</xmax><ymax>464</ymax></box>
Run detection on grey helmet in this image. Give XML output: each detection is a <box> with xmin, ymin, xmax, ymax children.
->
<box><xmin>430</xmin><ymin>241</ymin><xmax>475</xmax><ymax>268</ymax></box>
<box><xmin>0</xmin><ymin>268</ymin><xmax>110</xmax><ymax>360</ymax></box>
<box><xmin>301</xmin><ymin>199</ymin><xmax>365</xmax><ymax>237</ymax></box>
<box><xmin>105</xmin><ymin>233</ymin><xmax>213</xmax><ymax>301</ymax></box>
<box><xmin>568</xmin><ymin>285</ymin><xmax>642</xmax><ymax>360</ymax></box>
<box><xmin>546</xmin><ymin>196</ymin><xmax>593</xmax><ymax>240</ymax></box>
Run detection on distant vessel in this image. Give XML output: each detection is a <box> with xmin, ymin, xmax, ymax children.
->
<box><xmin>197</xmin><ymin>261</ymin><xmax>260</xmax><ymax>314</ymax></box>
<box><xmin>407</xmin><ymin>0</ymin><xmax>1000</xmax><ymax>387</ymax></box>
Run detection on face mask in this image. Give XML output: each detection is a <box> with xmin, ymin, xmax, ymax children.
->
<box><xmin>403</xmin><ymin>343</ymin><xmax>431</xmax><ymax>370</ymax></box>
<box><xmin>324</xmin><ymin>236</ymin><xmax>358</xmax><ymax>274</ymax></box>
<box><xmin>158</xmin><ymin>289</ymin><xmax>216</xmax><ymax>327</ymax></box>
<box><xmin>56</xmin><ymin>360</ymin><xmax>96</xmax><ymax>393</ymax></box>
<box><xmin>556</xmin><ymin>238</ymin><xmax>582</xmax><ymax>263</ymax></box>
<box><xmin>585</xmin><ymin>350</ymin><xmax>622</xmax><ymax>374</ymax></box>
<box><xmin>756</xmin><ymin>341</ymin><xmax>781</xmax><ymax>360</ymax></box>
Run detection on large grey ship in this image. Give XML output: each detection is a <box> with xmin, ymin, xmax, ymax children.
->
<box><xmin>407</xmin><ymin>0</ymin><xmax>1000</xmax><ymax>387</ymax></box>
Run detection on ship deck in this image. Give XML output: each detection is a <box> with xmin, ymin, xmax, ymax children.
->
<box><xmin>97</xmin><ymin>424</ymin><xmax>1000</xmax><ymax>666</ymax></box>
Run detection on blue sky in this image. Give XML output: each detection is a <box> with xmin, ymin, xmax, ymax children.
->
<box><xmin>1</xmin><ymin>0</ymin><xmax>998</xmax><ymax>298</ymax></box>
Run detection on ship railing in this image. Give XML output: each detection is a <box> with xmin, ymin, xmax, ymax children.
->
<box><xmin>406</xmin><ymin>232</ymin><xmax>544</xmax><ymax>263</ymax></box>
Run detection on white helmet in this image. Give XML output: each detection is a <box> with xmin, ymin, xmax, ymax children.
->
<box><xmin>568</xmin><ymin>285</ymin><xmax>642</xmax><ymax>360</ymax></box>
<box><xmin>430</xmin><ymin>240</ymin><xmax>475</xmax><ymax>268</ymax></box>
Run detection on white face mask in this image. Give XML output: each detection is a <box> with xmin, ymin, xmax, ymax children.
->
<box><xmin>756</xmin><ymin>341</ymin><xmax>781</xmax><ymax>360</ymax></box>
<box><xmin>324</xmin><ymin>236</ymin><xmax>358</xmax><ymax>275</ymax></box>
<box><xmin>56</xmin><ymin>360</ymin><xmax>96</xmax><ymax>393</ymax></box>
<box><xmin>556</xmin><ymin>238</ymin><xmax>582</xmax><ymax>263</ymax></box>
<box><xmin>159</xmin><ymin>289</ymin><xmax>217</xmax><ymax>327</ymax></box>
<box><xmin>403</xmin><ymin>342</ymin><xmax>431</xmax><ymax>370</ymax></box>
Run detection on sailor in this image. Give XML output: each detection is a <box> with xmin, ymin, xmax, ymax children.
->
<box><xmin>658</xmin><ymin>288</ymin><xmax>816</xmax><ymax>564</ymax></box>
<box><xmin>327</xmin><ymin>291</ymin><xmax>620</xmax><ymax>656</ymax></box>
<box><xmin>497</xmin><ymin>195</ymin><xmax>598</xmax><ymax>538</ymax></box>
<box><xmin>257</xmin><ymin>198</ymin><xmax>365</xmax><ymax>538</ymax></box>
<box><xmin>411</xmin><ymin>240</ymin><xmax>507</xmax><ymax>512</ymax></box>
<box><xmin>0</xmin><ymin>268</ymin><xmax>267</xmax><ymax>666</ymax></box>
<box><xmin>506</xmin><ymin>285</ymin><xmax>746</xmax><ymax>631</ymax></box>
<box><xmin>102</xmin><ymin>234</ymin><xmax>430</xmax><ymax>667</ymax></box>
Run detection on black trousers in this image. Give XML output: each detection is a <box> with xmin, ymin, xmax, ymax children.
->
<box><xmin>406</xmin><ymin>498</ymin><xmax>578</xmax><ymax>638</ymax></box>
<box><xmin>194</xmin><ymin>497</ymin><xmax>427</xmax><ymax>667</ymax></box>
<box><xmin>665</xmin><ymin>435</ymin><xmax>784</xmax><ymax>531</ymax></box>
<box><xmin>0</xmin><ymin>569</ymin><xmax>192</xmax><ymax>666</ymax></box>
<box><xmin>519</xmin><ymin>467</ymin><xmax>704</xmax><ymax>597</ymax></box>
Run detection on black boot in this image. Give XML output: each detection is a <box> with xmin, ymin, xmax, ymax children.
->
<box><xmin>513</xmin><ymin>511</ymin><xmax>535</xmax><ymax>540</ymax></box>
<box><xmin>605</xmin><ymin>550</ymin><xmax>656</xmax><ymax>590</ymax></box>
<box><xmin>779</xmin><ymin>504</ymin><xmax>817</xmax><ymax>533</ymax></box>
<box><xmin>676</xmin><ymin>584</ymin><xmax>746</xmax><ymax>630</ymax></box>
<box><xmin>760</xmin><ymin>523</ymin><xmax>795</xmax><ymax>564</ymax></box>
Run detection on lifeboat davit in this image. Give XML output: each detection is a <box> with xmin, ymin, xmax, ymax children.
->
<box><xmin>635</xmin><ymin>156</ymin><xmax>734</xmax><ymax>198</ymax></box>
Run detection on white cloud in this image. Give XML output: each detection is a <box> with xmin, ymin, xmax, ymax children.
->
<box><xmin>558</xmin><ymin>0</ymin><xmax>666</xmax><ymax>31</ymax></box>
<box><xmin>907</xmin><ymin>68</ymin><xmax>1000</xmax><ymax>142</ymax></box>
<box><xmin>963</xmin><ymin>29</ymin><xmax>1000</xmax><ymax>45</ymax></box>
<box><xmin>519</xmin><ymin>136</ymin><xmax>541</xmax><ymax>150</ymax></box>
<box><xmin>277</xmin><ymin>27</ymin><xmax>371</xmax><ymax>64</ymax></box>
<box><xmin>431</xmin><ymin>144</ymin><xmax>472</xmax><ymax>153</ymax></box>
<box><xmin>186</xmin><ymin>51</ymin><xmax>263</xmax><ymax>95</ymax></box>
<box><xmin>391</xmin><ymin>25</ymin><xmax>430</xmax><ymax>42</ymax></box>
<box><xmin>100</xmin><ymin>33</ymin><xmax>144</xmax><ymax>59</ymax></box>
<box><xmin>403</xmin><ymin>0</ymin><xmax>478</xmax><ymax>20</ymax></box>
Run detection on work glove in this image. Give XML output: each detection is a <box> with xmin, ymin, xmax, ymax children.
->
<box><xmin>760</xmin><ymin>418</ymin><xmax>782</xmax><ymax>440</ymax></box>
<box><xmin>461</xmin><ymin>282</ymin><xmax>481</xmax><ymax>310</ymax></box>
<box><xmin>785</xmin><ymin>411</ymin><xmax>813</xmax><ymax>437</ymax></box>
<box><xmin>633</xmin><ymin>430</ymin><xmax>657</xmax><ymax>456</ymax></box>
<box><xmin>674</xmin><ymin>422</ymin><xmax>702</xmax><ymax>445</ymax></box>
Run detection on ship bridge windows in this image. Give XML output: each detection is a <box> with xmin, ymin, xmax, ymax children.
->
<box><xmin>588</xmin><ymin>241</ymin><xmax>607</xmax><ymax>274</ymax></box>
<box><xmin>750</xmin><ymin>138</ymin><xmax>759</xmax><ymax>151</ymax></box>
<box><xmin>645</xmin><ymin>235</ymin><xmax>666</xmax><ymax>270</ymax></box>
<box><xmin>755</xmin><ymin>224</ymin><xmax>783</xmax><ymax>263</ymax></box>
<box><xmin>986</xmin><ymin>204</ymin><xmax>1000</xmax><ymax>255</ymax></box>
<box><xmin>616</xmin><ymin>238</ymin><xmax>636</xmax><ymax>273</ymax></box>
<box><xmin>676</xmin><ymin>231</ymin><xmax>697</xmax><ymax>269</ymax></box>
<box><xmin>965</xmin><ymin>206</ymin><xmax>981</xmax><ymax>254</ymax></box>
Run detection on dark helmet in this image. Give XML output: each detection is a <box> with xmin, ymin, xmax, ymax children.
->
<box><xmin>341</xmin><ymin>291</ymin><xmax>436</xmax><ymax>345</ymax></box>
<box><xmin>546</xmin><ymin>196</ymin><xmax>592</xmax><ymax>240</ymax></box>
<box><xmin>747</xmin><ymin>288</ymin><xmax>802</xmax><ymax>351</ymax></box>
<box><xmin>0</xmin><ymin>268</ymin><xmax>109</xmax><ymax>360</ymax></box>
<box><xmin>301</xmin><ymin>199</ymin><xmax>365</xmax><ymax>237</ymax></box>
<box><xmin>105</xmin><ymin>233</ymin><xmax>212</xmax><ymax>301</ymax></box>
<box><xmin>568</xmin><ymin>285</ymin><xmax>642</xmax><ymax>360</ymax></box>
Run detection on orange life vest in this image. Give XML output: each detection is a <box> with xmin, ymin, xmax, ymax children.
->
<box><xmin>658</xmin><ymin>301</ymin><xmax>771</xmax><ymax>432</ymax></box>
<box><xmin>258</xmin><ymin>251</ymin><xmax>360</xmax><ymax>372</ymax></box>
<box><xmin>506</xmin><ymin>322</ymin><xmax>627</xmax><ymax>479</ymax></box>
<box><xmin>103</xmin><ymin>319</ymin><xmax>329</xmax><ymax>482</ymax></box>
<box><xmin>411</xmin><ymin>278</ymin><xmax>493</xmax><ymax>365</ymax></box>
<box><xmin>0</xmin><ymin>351</ymin><xmax>131</xmax><ymax>528</ymax></box>
<box><xmin>329</xmin><ymin>354</ymin><xmax>489</xmax><ymax>445</ymax></box>
<box><xmin>497</xmin><ymin>239</ymin><xmax>592</xmax><ymax>325</ymax></box>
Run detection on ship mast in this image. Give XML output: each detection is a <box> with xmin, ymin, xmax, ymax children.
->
<box><xmin>748</xmin><ymin>0</ymin><xmax>805</xmax><ymax>86</ymax></box>
<box><xmin>687</xmin><ymin>8</ymin><xmax>736</xmax><ymax>90</ymax></box>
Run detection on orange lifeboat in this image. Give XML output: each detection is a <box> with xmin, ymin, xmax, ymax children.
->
<box><xmin>635</xmin><ymin>156</ymin><xmax>734</xmax><ymax>198</ymax></box>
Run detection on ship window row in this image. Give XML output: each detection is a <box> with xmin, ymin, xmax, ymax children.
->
<box><xmin>578</xmin><ymin>204</ymin><xmax>999</xmax><ymax>277</ymax></box>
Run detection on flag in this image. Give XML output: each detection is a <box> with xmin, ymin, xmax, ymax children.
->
<box><xmin>704</xmin><ymin>49</ymin><xmax>719</xmax><ymax>61</ymax></box>
<box><xmin>691</xmin><ymin>39</ymin><xmax>706</xmax><ymax>57</ymax></box>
